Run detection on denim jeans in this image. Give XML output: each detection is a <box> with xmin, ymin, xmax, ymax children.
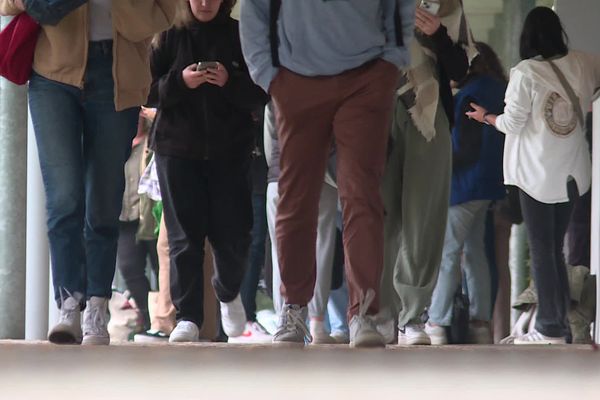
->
<box><xmin>28</xmin><ymin>41</ymin><xmax>139</xmax><ymax>306</ymax></box>
<box><xmin>429</xmin><ymin>200</ymin><xmax>492</xmax><ymax>326</ymax></box>
<box><xmin>519</xmin><ymin>181</ymin><xmax>577</xmax><ymax>338</ymax></box>
<box><xmin>240</xmin><ymin>192</ymin><xmax>268</xmax><ymax>322</ymax></box>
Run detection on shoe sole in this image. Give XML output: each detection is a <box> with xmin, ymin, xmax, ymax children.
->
<box><xmin>82</xmin><ymin>336</ymin><xmax>110</xmax><ymax>346</ymax></box>
<box><xmin>48</xmin><ymin>331</ymin><xmax>81</xmax><ymax>345</ymax></box>
<box><xmin>513</xmin><ymin>340</ymin><xmax>566</xmax><ymax>345</ymax></box>
<box><xmin>310</xmin><ymin>336</ymin><xmax>337</xmax><ymax>345</ymax></box>
<box><xmin>429</xmin><ymin>337</ymin><xmax>448</xmax><ymax>346</ymax></box>
<box><xmin>271</xmin><ymin>340</ymin><xmax>306</xmax><ymax>348</ymax></box>
<box><xmin>349</xmin><ymin>339</ymin><xmax>386</xmax><ymax>348</ymax></box>
<box><xmin>168</xmin><ymin>337</ymin><xmax>199</xmax><ymax>343</ymax></box>
<box><xmin>398</xmin><ymin>336</ymin><xmax>432</xmax><ymax>346</ymax></box>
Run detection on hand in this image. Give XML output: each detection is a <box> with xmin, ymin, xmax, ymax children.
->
<box><xmin>205</xmin><ymin>62</ymin><xmax>229</xmax><ymax>87</ymax></box>
<box><xmin>141</xmin><ymin>107</ymin><xmax>157</xmax><ymax>121</ymax></box>
<box><xmin>466</xmin><ymin>103</ymin><xmax>488</xmax><ymax>123</ymax></box>
<box><xmin>415</xmin><ymin>8</ymin><xmax>442</xmax><ymax>36</ymax></box>
<box><xmin>13</xmin><ymin>0</ymin><xmax>26</xmax><ymax>11</ymax></box>
<box><xmin>182</xmin><ymin>64</ymin><xmax>208</xmax><ymax>89</ymax></box>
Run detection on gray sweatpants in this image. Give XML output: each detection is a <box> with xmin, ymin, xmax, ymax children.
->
<box><xmin>268</xmin><ymin>181</ymin><xmax>338</xmax><ymax>319</ymax></box>
<box><xmin>380</xmin><ymin>101</ymin><xmax>452</xmax><ymax>327</ymax></box>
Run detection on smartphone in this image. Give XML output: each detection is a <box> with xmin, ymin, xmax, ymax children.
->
<box><xmin>196</xmin><ymin>61</ymin><xmax>219</xmax><ymax>71</ymax></box>
<box><xmin>420</xmin><ymin>0</ymin><xmax>440</xmax><ymax>16</ymax></box>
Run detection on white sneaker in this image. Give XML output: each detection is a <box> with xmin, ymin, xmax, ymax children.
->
<box><xmin>228</xmin><ymin>321</ymin><xmax>272</xmax><ymax>344</ymax></box>
<box><xmin>48</xmin><ymin>294</ymin><xmax>83</xmax><ymax>345</ymax></box>
<box><xmin>82</xmin><ymin>297</ymin><xmax>110</xmax><ymax>345</ymax></box>
<box><xmin>310</xmin><ymin>319</ymin><xmax>335</xmax><ymax>344</ymax></box>
<box><xmin>273</xmin><ymin>304</ymin><xmax>311</xmax><ymax>346</ymax></box>
<box><xmin>169</xmin><ymin>321</ymin><xmax>200</xmax><ymax>343</ymax></box>
<box><xmin>425</xmin><ymin>322</ymin><xmax>448</xmax><ymax>345</ymax></box>
<box><xmin>134</xmin><ymin>329</ymin><xmax>170</xmax><ymax>344</ymax></box>
<box><xmin>514</xmin><ymin>330</ymin><xmax>566</xmax><ymax>345</ymax></box>
<box><xmin>349</xmin><ymin>289</ymin><xmax>386</xmax><ymax>348</ymax></box>
<box><xmin>220</xmin><ymin>295</ymin><xmax>246</xmax><ymax>338</ymax></box>
<box><xmin>398</xmin><ymin>323</ymin><xmax>431</xmax><ymax>345</ymax></box>
<box><xmin>375</xmin><ymin>315</ymin><xmax>396</xmax><ymax>344</ymax></box>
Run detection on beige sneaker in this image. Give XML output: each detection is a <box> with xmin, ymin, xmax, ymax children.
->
<box><xmin>82</xmin><ymin>297</ymin><xmax>110</xmax><ymax>345</ymax></box>
<box><xmin>48</xmin><ymin>294</ymin><xmax>83</xmax><ymax>345</ymax></box>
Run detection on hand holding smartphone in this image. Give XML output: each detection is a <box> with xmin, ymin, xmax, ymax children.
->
<box><xmin>196</xmin><ymin>61</ymin><xmax>219</xmax><ymax>71</ymax></box>
<box><xmin>419</xmin><ymin>0</ymin><xmax>440</xmax><ymax>16</ymax></box>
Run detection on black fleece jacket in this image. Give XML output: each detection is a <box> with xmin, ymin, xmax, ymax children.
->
<box><xmin>148</xmin><ymin>13</ymin><xmax>269</xmax><ymax>160</ymax></box>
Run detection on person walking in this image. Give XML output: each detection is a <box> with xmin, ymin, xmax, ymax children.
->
<box><xmin>0</xmin><ymin>0</ymin><xmax>176</xmax><ymax>345</ymax></box>
<box><xmin>241</xmin><ymin>0</ymin><xmax>415</xmax><ymax>347</ymax></box>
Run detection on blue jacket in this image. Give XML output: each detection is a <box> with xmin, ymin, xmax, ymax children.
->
<box><xmin>450</xmin><ymin>75</ymin><xmax>506</xmax><ymax>206</ymax></box>
<box><xmin>240</xmin><ymin>0</ymin><xmax>416</xmax><ymax>92</ymax></box>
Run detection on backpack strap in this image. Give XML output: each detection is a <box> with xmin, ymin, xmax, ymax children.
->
<box><xmin>269</xmin><ymin>0</ymin><xmax>282</xmax><ymax>67</ymax></box>
<box><xmin>394</xmin><ymin>3</ymin><xmax>403</xmax><ymax>46</ymax></box>
<box><xmin>547</xmin><ymin>59</ymin><xmax>585</xmax><ymax>128</ymax></box>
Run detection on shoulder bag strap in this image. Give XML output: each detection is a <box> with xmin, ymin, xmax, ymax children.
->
<box><xmin>547</xmin><ymin>59</ymin><xmax>585</xmax><ymax>128</ymax></box>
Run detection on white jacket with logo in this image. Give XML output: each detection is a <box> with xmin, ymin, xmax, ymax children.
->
<box><xmin>495</xmin><ymin>50</ymin><xmax>600</xmax><ymax>203</ymax></box>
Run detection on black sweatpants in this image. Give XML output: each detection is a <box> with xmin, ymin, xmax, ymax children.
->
<box><xmin>155</xmin><ymin>154</ymin><xmax>252</xmax><ymax>327</ymax></box>
<box><xmin>519</xmin><ymin>181</ymin><xmax>577</xmax><ymax>338</ymax></box>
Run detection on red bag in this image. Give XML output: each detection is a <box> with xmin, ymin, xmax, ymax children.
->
<box><xmin>0</xmin><ymin>13</ymin><xmax>41</xmax><ymax>85</ymax></box>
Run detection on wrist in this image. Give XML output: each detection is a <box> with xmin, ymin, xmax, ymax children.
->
<box><xmin>483</xmin><ymin>112</ymin><xmax>492</xmax><ymax>125</ymax></box>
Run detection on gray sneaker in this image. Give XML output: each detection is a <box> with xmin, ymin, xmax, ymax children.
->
<box><xmin>349</xmin><ymin>289</ymin><xmax>385</xmax><ymax>348</ymax></box>
<box><xmin>48</xmin><ymin>292</ymin><xmax>83</xmax><ymax>345</ymax></box>
<box><xmin>82</xmin><ymin>297</ymin><xmax>110</xmax><ymax>345</ymax></box>
<box><xmin>272</xmin><ymin>304</ymin><xmax>311</xmax><ymax>346</ymax></box>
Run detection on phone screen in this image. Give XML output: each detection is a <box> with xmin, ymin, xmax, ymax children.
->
<box><xmin>197</xmin><ymin>61</ymin><xmax>219</xmax><ymax>71</ymax></box>
<box><xmin>420</xmin><ymin>0</ymin><xmax>440</xmax><ymax>15</ymax></box>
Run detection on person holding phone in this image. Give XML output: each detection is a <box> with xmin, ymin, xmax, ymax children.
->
<box><xmin>379</xmin><ymin>0</ymin><xmax>474</xmax><ymax>345</ymax></box>
<box><xmin>0</xmin><ymin>0</ymin><xmax>176</xmax><ymax>345</ymax></box>
<box><xmin>148</xmin><ymin>0</ymin><xmax>268</xmax><ymax>343</ymax></box>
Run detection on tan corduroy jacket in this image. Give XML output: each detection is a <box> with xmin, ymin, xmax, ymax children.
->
<box><xmin>0</xmin><ymin>0</ymin><xmax>176</xmax><ymax>111</ymax></box>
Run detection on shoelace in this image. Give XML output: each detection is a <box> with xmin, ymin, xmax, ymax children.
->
<box><xmin>58</xmin><ymin>287</ymin><xmax>80</xmax><ymax>324</ymax></box>
<box><xmin>281</xmin><ymin>306</ymin><xmax>313</xmax><ymax>343</ymax></box>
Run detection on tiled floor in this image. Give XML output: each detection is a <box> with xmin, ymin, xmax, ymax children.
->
<box><xmin>0</xmin><ymin>341</ymin><xmax>599</xmax><ymax>400</ymax></box>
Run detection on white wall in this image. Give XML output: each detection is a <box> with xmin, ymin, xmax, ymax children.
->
<box><xmin>555</xmin><ymin>0</ymin><xmax>600</xmax><ymax>55</ymax></box>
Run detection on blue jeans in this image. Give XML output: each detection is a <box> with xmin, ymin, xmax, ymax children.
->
<box><xmin>429</xmin><ymin>200</ymin><xmax>492</xmax><ymax>326</ymax></box>
<box><xmin>28</xmin><ymin>41</ymin><xmax>139</xmax><ymax>306</ymax></box>
<box><xmin>240</xmin><ymin>192</ymin><xmax>268</xmax><ymax>322</ymax></box>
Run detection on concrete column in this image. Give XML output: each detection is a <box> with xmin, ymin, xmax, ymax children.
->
<box><xmin>25</xmin><ymin>111</ymin><xmax>50</xmax><ymax>340</ymax></box>
<box><xmin>0</xmin><ymin>16</ymin><xmax>28</xmax><ymax>339</ymax></box>
<box><xmin>592</xmin><ymin>94</ymin><xmax>600</xmax><ymax>341</ymax></box>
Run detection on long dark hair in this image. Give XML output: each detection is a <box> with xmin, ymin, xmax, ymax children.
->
<box><xmin>519</xmin><ymin>7</ymin><xmax>568</xmax><ymax>60</ymax></box>
<box><xmin>458</xmin><ymin>42</ymin><xmax>507</xmax><ymax>88</ymax></box>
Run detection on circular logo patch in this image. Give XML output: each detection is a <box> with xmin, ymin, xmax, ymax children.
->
<box><xmin>543</xmin><ymin>92</ymin><xmax>577</xmax><ymax>137</ymax></box>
